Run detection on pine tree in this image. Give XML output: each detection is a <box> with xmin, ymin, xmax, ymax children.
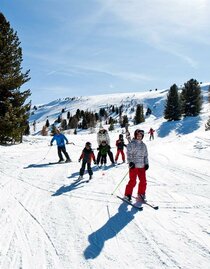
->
<box><xmin>50</xmin><ymin>125</ymin><xmax>57</xmax><ymax>136</ymax></box>
<box><xmin>24</xmin><ymin>121</ymin><xmax>30</xmax><ymax>135</ymax></box>
<box><xmin>146</xmin><ymin>107</ymin><xmax>152</xmax><ymax>116</ymax></box>
<box><xmin>134</xmin><ymin>104</ymin><xmax>144</xmax><ymax>124</ymax></box>
<box><xmin>121</xmin><ymin>115</ymin><xmax>128</xmax><ymax>128</ymax></box>
<box><xmin>0</xmin><ymin>13</ymin><xmax>31</xmax><ymax>143</ymax></box>
<box><xmin>181</xmin><ymin>79</ymin><xmax>202</xmax><ymax>117</ymax></box>
<box><xmin>68</xmin><ymin>116</ymin><xmax>78</xmax><ymax>129</ymax></box>
<box><xmin>75</xmin><ymin>109</ymin><xmax>81</xmax><ymax>120</ymax></box>
<box><xmin>61</xmin><ymin>119</ymin><xmax>67</xmax><ymax>130</ymax></box>
<box><xmin>164</xmin><ymin>84</ymin><xmax>181</xmax><ymax>121</ymax></box>
<box><xmin>41</xmin><ymin>126</ymin><xmax>48</xmax><ymax>136</ymax></box>
<box><xmin>45</xmin><ymin>119</ymin><xmax>50</xmax><ymax>127</ymax></box>
<box><xmin>57</xmin><ymin>115</ymin><xmax>61</xmax><ymax>123</ymax></box>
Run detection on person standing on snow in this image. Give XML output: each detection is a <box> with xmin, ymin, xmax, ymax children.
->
<box><xmin>115</xmin><ymin>134</ymin><xmax>127</xmax><ymax>163</ymax></box>
<box><xmin>78</xmin><ymin>142</ymin><xmax>96</xmax><ymax>180</ymax></box>
<box><xmin>97</xmin><ymin>127</ymin><xmax>115</xmax><ymax>164</ymax></box>
<box><xmin>96</xmin><ymin>140</ymin><xmax>111</xmax><ymax>167</ymax></box>
<box><xmin>148</xmin><ymin>127</ymin><xmax>155</xmax><ymax>140</ymax></box>
<box><xmin>124</xmin><ymin>129</ymin><xmax>149</xmax><ymax>202</ymax></box>
<box><xmin>50</xmin><ymin>128</ymin><xmax>73</xmax><ymax>163</ymax></box>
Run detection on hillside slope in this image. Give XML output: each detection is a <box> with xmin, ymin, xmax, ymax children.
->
<box><xmin>0</xmin><ymin>85</ymin><xmax>210</xmax><ymax>268</ymax></box>
<box><xmin>29</xmin><ymin>83</ymin><xmax>210</xmax><ymax>138</ymax></box>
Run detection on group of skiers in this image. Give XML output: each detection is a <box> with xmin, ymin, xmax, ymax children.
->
<box><xmin>50</xmin><ymin>126</ymin><xmax>154</xmax><ymax>202</ymax></box>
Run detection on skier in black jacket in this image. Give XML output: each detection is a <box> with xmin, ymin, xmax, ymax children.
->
<box><xmin>78</xmin><ymin>142</ymin><xmax>96</xmax><ymax>180</ymax></box>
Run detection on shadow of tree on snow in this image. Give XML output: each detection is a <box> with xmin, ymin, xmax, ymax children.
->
<box><xmin>158</xmin><ymin>116</ymin><xmax>201</xmax><ymax>138</ymax></box>
<box><xmin>83</xmin><ymin>202</ymin><xmax>140</xmax><ymax>259</ymax></box>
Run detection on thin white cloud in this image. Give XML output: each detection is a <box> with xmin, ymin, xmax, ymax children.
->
<box><xmin>97</xmin><ymin>0</ymin><xmax>210</xmax><ymax>66</ymax></box>
<box><xmin>52</xmin><ymin>64</ymin><xmax>153</xmax><ymax>82</ymax></box>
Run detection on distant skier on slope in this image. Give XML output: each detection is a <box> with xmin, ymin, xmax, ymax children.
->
<box><xmin>124</xmin><ymin>129</ymin><xmax>149</xmax><ymax>202</ymax></box>
<box><xmin>50</xmin><ymin>128</ymin><xmax>73</xmax><ymax>163</ymax></box>
<box><xmin>78</xmin><ymin>142</ymin><xmax>96</xmax><ymax>180</ymax></box>
<box><xmin>148</xmin><ymin>127</ymin><xmax>155</xmax><ymax>140</ymax></box>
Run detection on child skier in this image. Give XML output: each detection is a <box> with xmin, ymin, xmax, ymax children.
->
<box><xmin>148</xmin><ymin>127</ymin><xmax>155</xmax><ymax>140</ymax></box>
<box><xmin>50</xmin><ymin>128</ymin><xmax>73</xmax><ymax>162</ymax></box>
<box><xmin>78</xmin><ymin>142</ymin><xmax>96</xmax><ymax>180</ymax></box>
<box><xmin>97</xmin><ymin>127</ymin><xmax>115</xmax><ymax>164</ymax></box>
<box><xmin>115</xmin><ymin>134</ymin><xmax>127</xmax><ymax>163</ymax></box>
<box><xmin>96</xmin><ymin>140</ymin><xmax>111</xmax><ymax>167</ymax></box>
<box><xmin>124</xmin><ymin>129</ymin><xmax>149</xmax><ymax>202</ymax></box>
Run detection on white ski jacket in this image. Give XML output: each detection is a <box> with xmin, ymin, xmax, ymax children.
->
<box><xmin>127</xmin><ymin>139</ymin><xmax>148</xmax><ymax>168</ymax></box>
<box><xmin>97</xmin><ymin>130</ymin><xmax>110</xmax><ymax>145</ymax></box>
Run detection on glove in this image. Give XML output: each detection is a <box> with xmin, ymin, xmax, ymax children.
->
<box><xmin>50</xmin><ymin>143</ymin><xmax>53</xmax><ymax>146</ymax></box>
<box><xmin>145</xmin><ymin>164</ymin><xmax>149</xmax><ymax>170</ymax></box>
<box><xmin>78</xmin><ymin>159</ymin><xmax>81</xmax><ymax>162</ymax></box>
<box><xmin>129</xmin><ymin>162</ymin><xmax>135</xmax><ymax>169</ymax></box>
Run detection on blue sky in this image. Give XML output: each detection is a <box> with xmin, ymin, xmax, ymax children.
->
<box><xmin>1</xmin><ymin>0</ymin><xmax>210</xmax><ymax>104</ymax></box>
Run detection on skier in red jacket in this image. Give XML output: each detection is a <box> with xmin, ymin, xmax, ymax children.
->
<box><xmin>148</xmin><ymin>128</ymin><xmax>155</xmax><ymax>140</ymax></box>
<box><xmin>115</xmin><ymin>134</ymin><xmax>127</xmax><ymax>163</ymax></box>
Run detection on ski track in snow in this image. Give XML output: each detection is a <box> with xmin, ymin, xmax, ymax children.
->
<box><xmin>0</xmin><ymin>131</ymin><xmax>210</xmax><ymax>269</ymax></box>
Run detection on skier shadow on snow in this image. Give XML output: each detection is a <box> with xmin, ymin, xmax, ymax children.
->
<box><xmin>67</xmin><ymin>164</ymin><xmax>99</xmax><ymax>179</ymax></box>
<box><xmin>23</xmin><ymin>162</ymin><xmax>55</xmax><ymax>169</ymax></box>
<box><xmin>67</xmin><ymin>171</ymin><xmax>80</xmax><ymax>179</ymax></box>
<box><xmin>83</xmin><ymin>202</ymin><xmax>139</xmax><ymax>259</ymax></box>
<box><xmin>52</xmin><ymin>180</ymin><xmax>84</xmax><ymax>196</ymax></box>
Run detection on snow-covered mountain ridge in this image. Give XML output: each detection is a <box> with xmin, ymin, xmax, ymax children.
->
<box><xmin>30</xmin><ymin>83</ymin><xmax>210</xmax><ymax>138</ymax></box>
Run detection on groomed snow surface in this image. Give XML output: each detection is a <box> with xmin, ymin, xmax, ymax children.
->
<box><xmin>0</xmin><ymin>128</ymin><xmax>209</xmax><ymax>269</ymax></box>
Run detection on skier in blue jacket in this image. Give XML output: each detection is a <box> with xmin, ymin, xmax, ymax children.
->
<box><xmin>50</xmin><ymin>129</ymin><xmax>73</xmax><ymax>162</ymax></box>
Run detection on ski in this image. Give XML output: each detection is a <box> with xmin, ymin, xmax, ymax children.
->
<box><xmin>132</xmin><ymin>196</ymin><xmax>159</xmax><ymax>210</ymax></box>
<box><xmin>49</xmin><ymin>160</ymin><xmax>72</xmax><ymax>165</ymax></box>
<box><xmin>73</xmin><ymin>178</ymin><xmax>82</xmax><ymax>182</ymax></box>
<box><xmin>143</xmin><ymin>201</ymin><xmax>159</xmax><ymax>210</ymax></box>
<box><xmin>117</xmin><ymin>196</ymin><xmax>143</xmax><ymax>211</ymax></box>
<box><xmin>48</xmin><ymin>161</ymin><xmax>66</xmax><ymax>165</ymax></box>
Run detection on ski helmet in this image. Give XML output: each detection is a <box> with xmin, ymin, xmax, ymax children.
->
<box><xmin>119</xmin><ymin>134</ymin><xmax>123</xmax><ymax>139</ymax></box>
<box><xmin>134</xmin><ymin>129</ymin><xmax>144</xmax><ymax>139</ymax></box>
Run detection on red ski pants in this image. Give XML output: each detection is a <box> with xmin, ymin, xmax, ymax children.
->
<box><xmin>124</xmin><ymin>167</ymin><xmax>147</xmax><ymax>196</ymax></box>
<box><xmin>115</xmin><ymin>149</ymin><xmax>125</xmax><ymax>162</ymax></box>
